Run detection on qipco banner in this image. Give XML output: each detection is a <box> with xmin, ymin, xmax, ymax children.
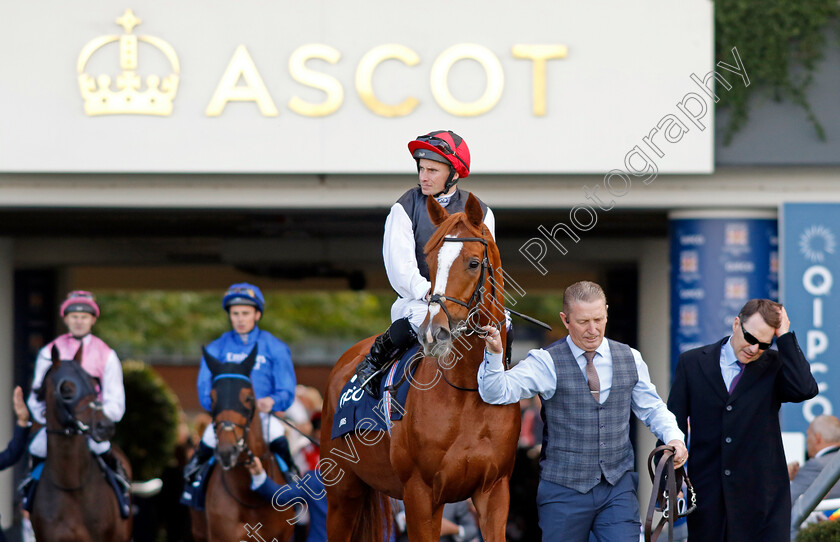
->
<box><xmin>669</xmin><ymin>212</ymin><xmax>779</xmax><ymax>371</ymax></box>
<box><xmin>781</xmin><ymin>203</ymin><xmax>840</xmax><ymax>434</ymax></box>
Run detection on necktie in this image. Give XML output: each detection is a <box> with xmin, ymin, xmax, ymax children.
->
<box><xmin>584</xmin><ymin>351</ymin><xmax>600</xmax><ymax>402</ymax></box>
<box><xmin>728</xmin><ymin>361</ymin><xmax>745</xmax><ymax>394</ymax></box>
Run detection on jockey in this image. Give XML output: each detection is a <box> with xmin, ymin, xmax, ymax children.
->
<box><xmin>184</xmin><ymin>283</ymin><xmax>298</xmax><ymax>484</ymax></box>
<box><xmin>26</xmin><ymin>291</ymin><xmax>127</xmax><ymax>484</ymax></box>
<box><xmin>354</xmin><ymin>130</ymin><xmax>496</xmax><ymax>397</ymax></box>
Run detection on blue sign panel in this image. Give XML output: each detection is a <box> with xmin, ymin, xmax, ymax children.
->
<box><xmin>670</xmin><ymin>217</ymin><xmax>779</xmax><ymax>370</ymax></box>
<box><xmin>781</xmin><ymin>203</ymin><xmax>839</xmax><ymax>434</ymax></box>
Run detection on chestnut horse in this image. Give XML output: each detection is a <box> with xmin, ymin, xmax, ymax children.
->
<box><xmin>190</xmin><ymin>347</ymin><xmax>295</xmax><ymax>542</ymax></box>
<box><xmin>321</xmin><ymin>193</ymin><xmax>520</xmax><ymax>541</ymax></box>
<box><xmin>32</xmin><ymin>345</ymin><xmax>132</xmax><ymax>542</ymax></box>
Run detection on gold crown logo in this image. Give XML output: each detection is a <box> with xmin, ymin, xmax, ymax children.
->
<box><xmin>77</xmin><ymin>9</ymin><xmax>180</xmax><ymax>116</ymax></box>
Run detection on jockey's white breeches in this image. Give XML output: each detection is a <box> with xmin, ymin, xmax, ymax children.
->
<box><xmin>28</xmin><ymin>427</ymin><xmax>111</xmax><ymax>458</ymax></box>
<box><xmin>201</xmin><ymin>411</ymin><xmax>286</xmax><ymax>448</ymax></box>
<box><xmin>390</xmin><ymin>297</ymin><xmax>427</xmax><ymax>330</ymax></box>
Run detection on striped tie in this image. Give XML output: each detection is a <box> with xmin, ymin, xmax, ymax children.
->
<box><xmin>584</xmin><ymin>351</ymin><xmax>600</xmax><ymax>402</ymax></box>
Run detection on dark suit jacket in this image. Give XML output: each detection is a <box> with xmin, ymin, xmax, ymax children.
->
<box><xmin>0</xmin><ymin>424</ymin><xmax>29</xmax><ymax>470</ymax></box>
<box><xmin>790</xmin><ymin>446</ymin><xmax>840</xmax><ymax>505</ymax></box>
<box><xmin>667</xmin><ymin>332</ymin><xmax>817</xmax><ymax>542</ymax></box>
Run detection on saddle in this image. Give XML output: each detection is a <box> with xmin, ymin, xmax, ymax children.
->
<box><xmin>644</xmin><ymin>445</ymin><xmax>697</xmax><ymax>542</ymax></box>
<box><xmin>20</xmin><ymin>454</ymin><xmax>131</xmax><ymax>519</ymax></box>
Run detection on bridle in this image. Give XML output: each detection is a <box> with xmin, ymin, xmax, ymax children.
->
<box><xmin>426</xmin><ymin>233</ymin><xmax>506</xmax><ymax>392</ymax></box>
<box><xmin>46</xmin><ymin>366</ymin><xmax>104</xmax><ymax>438</ymax></box>
<box><xmin>427</xmin><ymin>235</ymin><xmax>505</xmax><ymax>339</ymax></box>
<box><xmin>212</xmin><ymin>374</ymin><xmax>257</xmax><ymax>469</ymax></box>
<box><xmin>644</xmin><ymin>445</ymin><xmax>698</xmax><ymax>542</ymax></box>
<box><xmin>43</xmin><ymin>365</ymin><xmax>103</xmax><ymax>491</ymax></box>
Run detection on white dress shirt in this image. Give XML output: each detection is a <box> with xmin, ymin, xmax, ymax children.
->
<box><xmin>477</xmin><ymin>335</ymin><xmax>684</xmax><ymax>445</ymax></box>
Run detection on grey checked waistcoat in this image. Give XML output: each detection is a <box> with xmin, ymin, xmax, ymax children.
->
<box><xmin>540</xmin><ymin>338</ymin><xmax>639</xmax><ymax>493</ymax></box>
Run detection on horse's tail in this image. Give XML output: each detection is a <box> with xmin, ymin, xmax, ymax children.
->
<box><xmin>354</xmin><ymin>487</ymin><xmax>393</xmax><ymax>542</ymax></box>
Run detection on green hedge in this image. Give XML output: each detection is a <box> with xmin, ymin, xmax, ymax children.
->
<box><xmin>796</xmin><ymin>518</ymin><xmax>840</xmax><ymax>542</ymax></box>
<box><xmin>113</xmin><ymin>361</ymin><xmax>179</xmax><ymax>481</ymax></box>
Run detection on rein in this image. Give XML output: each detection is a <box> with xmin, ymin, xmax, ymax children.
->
<box><xmin>644</xmin><ymin>445</ymin><xmax>697</xmax><ymax>542</ymax></box>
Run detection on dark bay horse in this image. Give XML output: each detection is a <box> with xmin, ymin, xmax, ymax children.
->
<box><xmin>321</xmin><ymin>193</ymin><xmax>521</xmax><ymax>541</ymax></box>
<box><xmin>32</xmin><ymin>345</ymin><xmax>132</xmax><ymax>542</ymax></box>
<box><xmin>190</xmin><ymin>347</ymin><xmax>295</xmax><ymax>542</ymax></box>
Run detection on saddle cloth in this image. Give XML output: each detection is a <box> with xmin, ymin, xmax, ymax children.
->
<box><xmin>331</xmin><ymin>345</ymin><xmax>421</xmax><ymax>440</ymax></box>
<box><xmin>21</xmin><ymin>456</ymin><xmax>131</xmax><ymax>519</ymax></box>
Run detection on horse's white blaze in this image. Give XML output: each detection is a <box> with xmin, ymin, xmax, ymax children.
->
<box><xmin>434</xmin><ymin>236</ymin><xmax>462</xmax><ymax>296</ymax></box>
<box><xmin>424</xmin><ymin>236</ymin><xmax>461</xmax><ymax>337</ymax></box>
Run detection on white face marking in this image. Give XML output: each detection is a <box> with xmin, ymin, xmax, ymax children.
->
<box><xmin>433</xmin><ymin>236</ymin><xmax>463</xmax><ymax>296</ymax></box>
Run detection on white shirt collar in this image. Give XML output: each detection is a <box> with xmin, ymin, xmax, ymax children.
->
<box><xmin>566</xmin><ymin>335</ymin><xmax>608</xmax><ymax>360</ymax></box>
<box><xmin>722</xmin><ymin>337</ymin><xmax>740</xmax><ymax>366</ymax></box>
<box><xmin>815</xmin><ymin>445</ymin><xmax>840</xmax><ymax>458</ymax></box>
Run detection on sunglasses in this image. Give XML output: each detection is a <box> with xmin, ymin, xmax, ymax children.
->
<box><xmin>67</xmin><ymin>291</ymin><xmax>95</xmax><ymax>300</ymax></box>
<box><xmin>416</xmin><ymin>135</ymin><xmax>455</xmax><ymax>155</ymax></box>
<box><xmin>415</xmin><ymin>134</ymin><xmax>469</xmax><ymax>171</ymax></box>
<box><xmin>226</xmin><ymin>287</ymin><xmax>256</xmax><ymax>298</ymax></box>
<box><xmin>740</xmin><ymin>322</ymin><xmax>773</xmax><ymax>350</ymax></box>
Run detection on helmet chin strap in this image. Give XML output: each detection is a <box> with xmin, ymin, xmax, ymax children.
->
<box><xmin>434</xmin><ymin>168</ymin><xmax>459</xmax><ymax>198</ymax></box>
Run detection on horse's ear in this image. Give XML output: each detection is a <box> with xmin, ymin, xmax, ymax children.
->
<box><xmin>51</xmin><ymin>345</ymin><xmax>62</xmax><ymax>367</ymax></box>
<box><xmin>73</xmin><ymin>344</ymin><xmax>83</xmax><ymax>363</ymax></box>
<box><xmin>202</xmin><ymin>347</ymin><xmax>223</xmax><ymax>376</ymax></box>
<box><xmin>464</xmin><ymin>193</ymin><xmax>483</xmax><ymax>229</ymax></box>
<box><xmin>427</xmin><ymin>195</ymin><xmax>449</xmax><ymax>226</ymax></box>
<box><xmin>239</xmin><ymin>346</ymin><xmax>258</xmax><ymax>376</ymax></box>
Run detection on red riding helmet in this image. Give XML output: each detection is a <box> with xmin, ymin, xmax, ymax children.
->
<box><xmin>408</xmin><ymin>130</ymin><xmax>471</xmax><ymax>180</ymax></box>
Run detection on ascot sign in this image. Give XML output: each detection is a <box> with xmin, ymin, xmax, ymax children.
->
<box><xmin>81</xmin><ymin>10</ymin><xmax>567</xmax><ymax>119</ymax></box>
<box><xmin>0</xmin><ymin>0</ymin><xmax>713</xmax><ymax>173</ymax></box>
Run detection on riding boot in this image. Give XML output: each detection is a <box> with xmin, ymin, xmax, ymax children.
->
<box><xmin>269</xmin><ymin>436</ymin><xmax>300</xmax><ymax>478</ymax></box>
<box><xmin>99</xmin><ymin>448</ymin><xmax>130</xmax><ymax>490</ymax></box>
<box><xmin>354</xmin><ymin>317</ymin><xmax>417</xmax><ymax>398</ymax></box>
<box><xmin>19</xmin><ymin>457</ymin><xmax>44</xmax><ymax>513</ymax></box>
<box><xmin>183</xmin><ymin>441</ymin><xmax>214</xmax><ymax>483</ymax></box>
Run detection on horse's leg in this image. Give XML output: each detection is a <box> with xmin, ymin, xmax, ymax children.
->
<box><xmin>402</xmin><ymin>475</ymin><xmax>444</xmax><ymax>542</ymax></box>
<box><xmin>470</xmin><ymin>477</ymin><xmax>511</xmax><ymax>542</ymax></box>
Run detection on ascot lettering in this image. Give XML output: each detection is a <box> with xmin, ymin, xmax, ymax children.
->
<box><xmin>206</xmin><ymin>42</ymin><xmax>567</xmax><ymax>118</ymax></box>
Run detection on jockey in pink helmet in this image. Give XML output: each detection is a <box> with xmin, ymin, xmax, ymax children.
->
<box><xmin>26</xmin><ymin>291</ymin><xmax>128</xmax><ymax>488</ymax></box>
<box><xmin>354</xmin><ymin>131</ymin><xmax>496</xmax><ymax>397</ymax></box>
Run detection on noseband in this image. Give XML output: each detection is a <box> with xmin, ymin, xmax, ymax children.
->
<box><xmin>427</xmin><ymin>236</ymin><xmax>504</xmax><ymax>337</ymax></box>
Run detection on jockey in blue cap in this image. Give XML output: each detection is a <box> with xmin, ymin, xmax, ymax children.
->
<box><xmin>184</xmin><ymin>283</ymin><xmax>298</xmax><ymax>487</ymax></box>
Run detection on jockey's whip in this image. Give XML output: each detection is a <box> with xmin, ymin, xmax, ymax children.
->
<box><xmin>277</xmin><ymin>415</ymin><xmax>321</xmax><ymax>448</ymax></box>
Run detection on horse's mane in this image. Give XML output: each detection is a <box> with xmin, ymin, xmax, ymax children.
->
<box><xmin>424</xmin><ymin>212</ymin><xmax>491</xmax><ymax>256</ymax></box>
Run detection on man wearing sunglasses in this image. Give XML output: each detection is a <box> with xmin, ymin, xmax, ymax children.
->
<box><xmin>183</xmin><ymin>283</ymin><xmax>298</xmax><ymax>500</ymax></box>
<box><xmin>667</xmin><ymin>299</ymin><xmax>818</xmax><ymax>542</ymax></box>
<box><xmin>354</xmin><ymin>130</ymin><xmax>496</xmax><ymax>397</ymax></box>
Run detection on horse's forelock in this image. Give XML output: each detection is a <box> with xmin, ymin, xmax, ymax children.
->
<box><xmin>424</xmin><ymin>212</ymin><xmax>486</xmax><ymax>257</ymax></box>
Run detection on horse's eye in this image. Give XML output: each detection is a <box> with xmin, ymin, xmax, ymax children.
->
<box><xmin>469</xmin><ymin>258</ymin><xmax>480</xmax><ymax>269</ymax></box>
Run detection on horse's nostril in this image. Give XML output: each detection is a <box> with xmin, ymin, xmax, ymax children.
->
<box><xmin>436</xmin><ymin>328</ymin><xmax>451</xmax><ymax>342</ymax></box>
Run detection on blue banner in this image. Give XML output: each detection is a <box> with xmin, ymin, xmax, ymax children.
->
<box><xmin>781</xmin><ymin>204</ymin><xmax>840</xmax><ymax>434</ymax></box>
<box><xmin>670</xmin><ymin>216</ymin><xmax>779</xmax><ymax>371</ymax></box>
